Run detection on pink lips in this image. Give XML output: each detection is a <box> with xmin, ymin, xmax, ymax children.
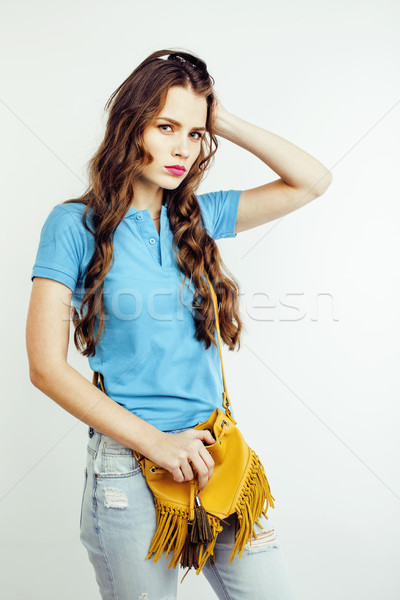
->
<box><xmin>165</xmin><ymin>165</ymin><xmax>186</xmax><ymax>176</ymax></box>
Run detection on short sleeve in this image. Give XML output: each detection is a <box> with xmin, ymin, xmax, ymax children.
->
<box><xmin>196</xmin><ymin>189</ymin><xmax>241</xmax><ymax>240</ymax></box>
<box><xmin>30</xmin><ymin>205</ymin><xmax>84</xmax><ymax>292</ymax></box>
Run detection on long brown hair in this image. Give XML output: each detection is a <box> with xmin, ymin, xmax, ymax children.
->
<box><xmin>63</xmin><ymin>48</ymin><xmax>243</xmax><ymax>357</ymax></box>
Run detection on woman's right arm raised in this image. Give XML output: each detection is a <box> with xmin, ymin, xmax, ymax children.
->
<box><xmin>25</xmin><ymin>278</ymin><xmax>214</xmax><ymax>490</ymax></box>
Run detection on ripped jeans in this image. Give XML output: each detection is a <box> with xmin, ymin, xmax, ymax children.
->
<box><xmin>80</xmin><ymin>425</ymin><xmax>299</xmax><ymax>600</ymax></box>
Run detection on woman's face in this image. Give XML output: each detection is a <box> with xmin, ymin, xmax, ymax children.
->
<box><xmin>139</xmin><ymin>85</ymin><xmax>208</xmax><ymax>192</ymax></box>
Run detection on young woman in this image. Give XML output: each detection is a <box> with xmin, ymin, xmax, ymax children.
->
<box><xmin>26</xmin><ymin>49</ymin><xmax>332</xmax><ymax>599</ymax></box>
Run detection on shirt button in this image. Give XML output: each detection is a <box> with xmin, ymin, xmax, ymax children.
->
<box><xmin>149</xmin><ymin>238</ymin><xmax>156</xmax><ymax>245</ymax></box>
<box><xmin>136</xmin><ymin>214</ymin><xmax>143</xmax><ymax>220</ymax></box>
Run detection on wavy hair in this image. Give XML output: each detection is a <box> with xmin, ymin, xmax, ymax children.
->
<box><xmin>63</xmin><ymin>48</ymin><xmax>243</xmax><ymax>357</ymax></box>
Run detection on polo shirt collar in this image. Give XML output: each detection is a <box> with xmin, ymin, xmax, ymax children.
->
<box><xmin>125</xmin><ymin>202</ymin><xmax>168</xmax><ymax>219</ymax></box>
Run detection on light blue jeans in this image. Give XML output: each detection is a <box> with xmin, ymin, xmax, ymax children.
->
<box><xmin>80</xmin><ymin>425</ymin><xmax>299</xmax><ymax>600</ymax></box>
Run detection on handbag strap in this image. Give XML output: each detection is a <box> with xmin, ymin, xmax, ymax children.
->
<box><xmin>203</xmin><ymin>272</ymin><xmax>232</xmax><ymax>418</ymax></box>
<box><xmin>92</xmin><ymin>272</ymin><xmax>233</xmax><ymax>419</ymax></box>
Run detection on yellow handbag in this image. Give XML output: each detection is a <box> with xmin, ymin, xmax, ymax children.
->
<box><xmin>92</xmin><ymin>272</ymin><xmax>275</xmax><ymax>577</ymax></box>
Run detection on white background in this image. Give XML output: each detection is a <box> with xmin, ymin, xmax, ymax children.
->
<box><xmin>1</xmin><ymin>0</ymin><xmax>399</xmax><ymax>598</ymax></box>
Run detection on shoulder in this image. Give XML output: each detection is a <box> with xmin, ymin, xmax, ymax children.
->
<box><xmin>32</xmin><ymin>202</ymin><xmax>90</xmax><ymax>292</ymax></box>
<box><xmin>53</xmin><ymin>201</ymin><xmax>89</xmax><ymax>225</ymax></box>
<box><xmin>35</xmin><ymin>201</ymin><xmax>92</xmax><ymax>256</ymax></box>
<box><xmin>41</xmin><ymin>202</ymin><xmax>92</xmax><ymax>236</ymax></box>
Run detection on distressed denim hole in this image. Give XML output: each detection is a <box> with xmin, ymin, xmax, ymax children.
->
<box><xmin>245</xmin><ymin>528</ymin><xmax>279</xmax><ymax>554</ymax></box>
<box><xmin>103</xmin><ymin>487</ymin><xmax>128</xmax><ymax>509</ymax></box>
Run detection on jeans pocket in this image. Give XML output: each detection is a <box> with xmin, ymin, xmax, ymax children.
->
<box><xmin>92</xmin><ymin>438</ymin><xmax>142</xmax><ymax>479</ymax></box>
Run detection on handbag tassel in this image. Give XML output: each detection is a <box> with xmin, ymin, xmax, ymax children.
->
<box><xmin>180</xmin><ymin>521</ymin><xmax>199</xmax><ymax>570</ymax></box>
<box><xmin>180</xmin><ymin>494</ymin><xmax>215</xmax><ymax>574</ymax></box>
<box><xmin>147</xmin><ymin>497</ymin><xmax>223</xmax><ymax>574</ymax></box>
<box><xmin>191</xmin><ymin>495</ymin><xmax>214</xmax><ymax>544</ymax></box>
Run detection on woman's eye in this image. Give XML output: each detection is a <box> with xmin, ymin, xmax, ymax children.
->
<box><xmin>158</xmin><ymin>124</ymin><xmax>173</xmax><ymax>132</ymax></box>
<box><xmin>158</xmin><ymin>124</ymin><xmax>204</xmax><ymax>140</ymax></box>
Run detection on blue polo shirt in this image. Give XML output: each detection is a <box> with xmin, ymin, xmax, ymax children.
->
<box><xmin>30</xmin><ymin>189</ymin><xmax>241</xmax><ymax>431</ymax></box>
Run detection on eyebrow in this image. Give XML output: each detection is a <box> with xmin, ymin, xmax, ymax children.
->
<box><xmin>156</xmin><ymin>116</ymin><xmax>206</xmax><ymax>131</ymax></box>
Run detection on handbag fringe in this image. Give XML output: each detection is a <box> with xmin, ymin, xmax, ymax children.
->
<box><xmin>146</xmin><ymin>449</ymin><xmax>276</xmax><ymax>575</ymax></box>
<box><xmin>147</xmin><ymin>498</ymin><xmax>223</xmax><ymax>575</ymax></box>
<box><xmin>229</xmin><ymin>449</ymin><xmax>276</xmax><ymax>562</ymax></box>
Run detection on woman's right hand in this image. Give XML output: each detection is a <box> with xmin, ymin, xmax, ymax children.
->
<box><xmin>147</xmin><ymin>429</ymin><xmax>215</xmax><ymax>491</ymax></box>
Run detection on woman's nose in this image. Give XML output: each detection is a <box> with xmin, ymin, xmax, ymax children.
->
<box><xmin>173</xmin><ymin>134</ymin><xmax>190</xmax><ymax>157</ymax></box>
